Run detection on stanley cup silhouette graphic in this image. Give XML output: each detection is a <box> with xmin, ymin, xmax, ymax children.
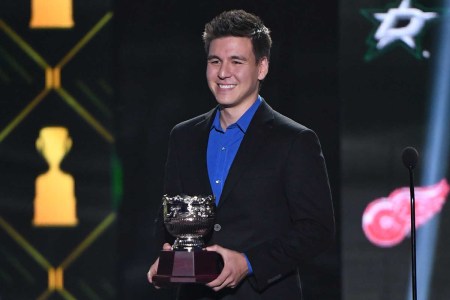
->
<box><xmin>33</xmin><ymin>127</ymin><xmax>78</xmax><ymax>226</ymax></box>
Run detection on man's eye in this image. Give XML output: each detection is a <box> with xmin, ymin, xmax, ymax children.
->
<box><xmin>232</xmin><ymin>60</ymin><xmax>243</xmax><ymax>64</ymax></box>
<box><xmin>209</xmin><ymin>60</ymin><xmax>220</xmax><ymax>65</ymax></box>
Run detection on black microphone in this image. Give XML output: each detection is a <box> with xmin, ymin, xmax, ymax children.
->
<box><xmin>402</xmin><ymin>146</ymin><xmax>419</xmax><ymax>300</ymax></box>
<box><xmin>402</xmin><ymin>146</ymin><xmax>419</xmax><ymax>169</ymax></box>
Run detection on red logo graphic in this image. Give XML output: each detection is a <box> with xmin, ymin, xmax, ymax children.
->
<box><xmin>362</xmin><ymin>179</ymin><xmax>450</xmax><ymax>247</ymax></box>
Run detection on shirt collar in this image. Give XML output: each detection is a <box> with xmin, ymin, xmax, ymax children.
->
<box><xmin>211</xmin><ymin>96</ymin><xmax>262</xmax><ymax>133</ymax></box>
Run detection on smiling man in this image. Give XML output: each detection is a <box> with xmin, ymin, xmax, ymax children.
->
<box><xmin>206</xmin><ymin>35</ymin><xmax>268</xmax><ymax>129</ymax></box>
<box><xmin>148</xmin><ymin>10</ymin><xmax>335</xmax><ymax>300</ymax></box>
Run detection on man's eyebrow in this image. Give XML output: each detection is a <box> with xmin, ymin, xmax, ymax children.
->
<box><xmin>230</xmin><ymin>55</ymin><xmax>247</xmax><ymax>61</ymax></box>
<box><xmin>207</xmin><ymin>55</ymin><xmax>248</xmax><ymax>61</ymax></box>
<box><xmin>207</xmin><ymin>55</ymin><xmax>220</xmax><ymax>60</ymax></box>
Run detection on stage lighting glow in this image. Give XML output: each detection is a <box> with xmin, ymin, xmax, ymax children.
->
<box><xmin>406</xmin><ymin>1</ymin><xmax>450</xmax><ymax>299</ymax></box>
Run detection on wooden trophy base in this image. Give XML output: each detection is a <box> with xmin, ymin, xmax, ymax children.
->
<box><xmin>153</xmin><ymin>250</ymin><xmax>222</xmax><ymax>286</ymax></box>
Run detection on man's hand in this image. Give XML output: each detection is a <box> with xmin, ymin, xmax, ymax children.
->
<box><xmin>147</xmin><ymin>243</ymin><xmax>172</xmax><ymax>288</ymax></box>
<box><xmin>206</xmin><ymin>244</ymin><xmax>249</xmax><ymax>291</ymax></box>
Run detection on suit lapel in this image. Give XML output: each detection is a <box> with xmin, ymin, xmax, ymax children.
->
<box><xmin>218</xmin><ymin>101</ymin><xmax>274</xmax><ymax>207</ymax></box>
<box><xmin>192</xmin><ymin>107</ymin><xmax>216</xmax><ymax>195</ymax></box>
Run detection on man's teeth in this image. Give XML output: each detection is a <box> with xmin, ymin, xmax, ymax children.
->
<box><xmin>219</xmin><ymin>84</ymin><xmax>235</xmax><ymax>89</ymax></box>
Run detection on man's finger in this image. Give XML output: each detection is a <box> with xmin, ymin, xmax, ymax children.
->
<box><xmin>212</xmin><ymin>277</ymin><xmax>232</xmax><ymax>291</ymax></box>
<box><xmin>205</xmin><ymin>244</ymin><xmax>221</xmax><ymax>253</ymax></box>
<box><xmin>211</xmin><ymin>272</ymin><xmax>235</xmax><ymax>291</ymax></box>
<box><xmin>206</xmin><ymin>267</ymin><xmax>230</xmax><ymax>288</ymax></box>
<box><xmin>147</xmin><ymin>258</ymin><xmax>162</xmax><ymax>289</ymax></box>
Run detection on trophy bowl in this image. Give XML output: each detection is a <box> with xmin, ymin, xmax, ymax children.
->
<box><xmin>154</xmin><ymin>194</ymin><xmax>222</xmax><ymax>285</ymax></box>
<box><xmin>163</xmin><ymin>194</ymin><xmax>216</xmax><ymax>251</ymax></box>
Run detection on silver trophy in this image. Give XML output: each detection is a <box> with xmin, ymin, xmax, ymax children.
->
<box><xmin>163</xmin><ymin>194</ymin><xmax>216</xmax><ymax>251</ymax></box>
<box><xmin>154</xmin><ymin>194</ymin><xmax>222</xmax><ymax>284</ymax></box>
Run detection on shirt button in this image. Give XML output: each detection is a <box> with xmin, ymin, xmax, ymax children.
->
<box><xmin>215</xmin><ymin>180</ymin><xmax>220</xmax><ymax>184</ymax></box>
<box><xmin>221</xmin><ymin>147</ymin><xmax>226</xmax><ymax>151</ymax></box>
<box><xmin>214</xmin><ymin>224</ymin><xmax>221</xmax><ymax>231</ymax></box>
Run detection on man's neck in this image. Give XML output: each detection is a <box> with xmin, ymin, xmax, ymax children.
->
<box><xmin>219</xmin><ymin>100</ymin><xmax>256</xmax><ymax>130</ymax></box>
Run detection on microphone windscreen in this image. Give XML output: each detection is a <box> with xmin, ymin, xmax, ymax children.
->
<box><xmin>402</xmin><ymin>146</ymin><xmax>419</xmax><ymax>169</ymax></box>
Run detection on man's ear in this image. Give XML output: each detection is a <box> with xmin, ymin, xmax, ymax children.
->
<box><xmin>257</xmin><ymin>57</ymin><xmax>269</xmax><ymax>81</ymax></box>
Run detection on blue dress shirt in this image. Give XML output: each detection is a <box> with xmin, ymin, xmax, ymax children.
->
<box><xmin>207</xmin><ymin>96</ymin><xmax>262</xmax><ymax>274</ymax></box>
<box><xmin>207</xmin><ymin>96</ymin><xmax>262</xmax><ymax>204</ymax></box>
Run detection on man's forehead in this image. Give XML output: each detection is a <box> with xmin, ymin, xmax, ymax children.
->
<box><xmin>208</xmin><ymin>37</ymin><xmax>255</xmax><ymax>58</ymax></box>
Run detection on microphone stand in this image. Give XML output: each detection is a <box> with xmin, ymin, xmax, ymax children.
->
<box><xmin>408</xmin><ymin>165</ymin><xmax>417</xmax><ymax>300</ymax></box>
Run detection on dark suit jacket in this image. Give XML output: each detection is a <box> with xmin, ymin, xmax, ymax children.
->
<box><xmin>156</xmin><ymin>100</ymin><xmax>335</xmax><ymax>300</ymax></box>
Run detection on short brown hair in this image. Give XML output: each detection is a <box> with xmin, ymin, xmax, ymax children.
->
<box><xmin>203</xmin><ymin>10</ymin><xmax>272</xmax><ymax>62</ymax></box>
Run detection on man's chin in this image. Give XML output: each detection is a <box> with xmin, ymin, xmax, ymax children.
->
<box><xmin>214</xmin><ymin>97</ymin><xmax>236</xmax><ymax>108</ymax></box>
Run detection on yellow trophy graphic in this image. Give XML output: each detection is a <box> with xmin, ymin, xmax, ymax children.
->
<box><xmin>30</xmin><ymin>0</ymin><xmax>74</xmax><ymax>28</ymax></box>
<box><xmin>33</xmin><ymin>126</ymin><xmax>78</xmax><ymax>226</ymax></box>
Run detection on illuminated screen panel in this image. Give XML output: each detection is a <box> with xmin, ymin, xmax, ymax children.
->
<box><xmin>341</xmin><ymin>0</ymin><xmax>450</xmax><ymax>299</ymax></box>
<box><xmin>0</xmin><ymin>1</ymin><xmax>117</xmax><ymax>299</ymax></box>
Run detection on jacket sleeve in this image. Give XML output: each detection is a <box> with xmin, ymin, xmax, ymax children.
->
<box><xmin>246</xmin><ymin>129</ymin><xmax>335</xmax><ymax>291</ymax></box>
<box><xmin>152</xmin><ymin>127</ymin><xmax>181</xmax><ymax>255</ymax></box>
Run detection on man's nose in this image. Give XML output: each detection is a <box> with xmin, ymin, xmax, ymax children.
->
<box><xmin>218</xmin><ymin>62</ymin><xmax>231</xmax><ymax>79</ymax></box>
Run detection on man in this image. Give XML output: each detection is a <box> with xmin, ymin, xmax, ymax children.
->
<box><xmin>148</xmin><ymin>9</ymin><xmax>335</xmax><ymax>300</ymax></box>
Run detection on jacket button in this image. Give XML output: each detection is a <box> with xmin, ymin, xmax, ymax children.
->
<box><xmin>214</xmin><ymin>224</ymin><xmax>221</xmax><ymax>231</ymax></box>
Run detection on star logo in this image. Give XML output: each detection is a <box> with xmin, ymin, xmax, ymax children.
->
<box><xmin>362</xmin><ymin>0</ymin><xmax>438</xmax><ymax>61</ymax></box>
